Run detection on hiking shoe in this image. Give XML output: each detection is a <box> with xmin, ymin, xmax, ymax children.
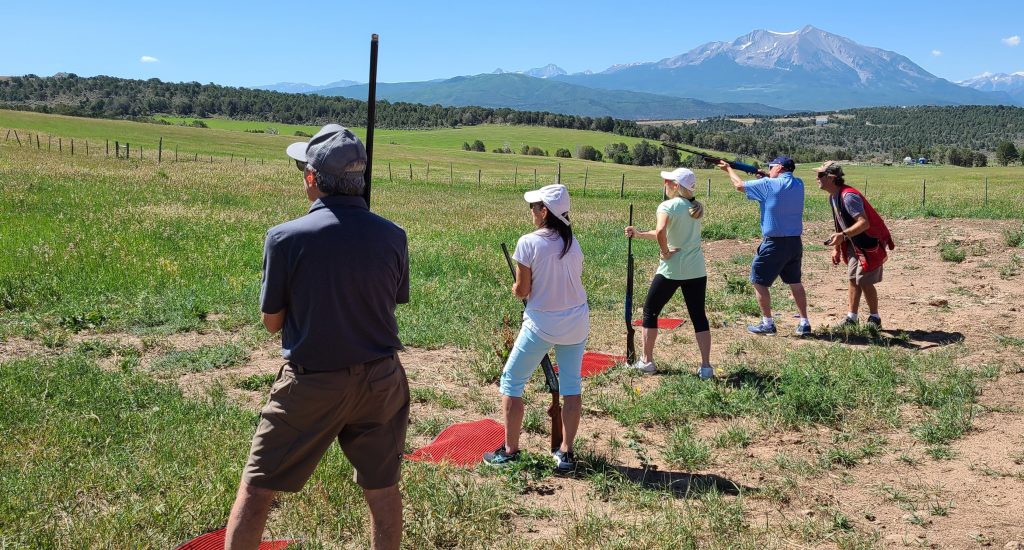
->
<box><xmin>552</xmin><ymin>449</ymin><xmax>577</xmax><ymax>471</ymax></box>
<box><xmin>482</xmin><ymin>445</ymin><xmax>519</xmax><ymax>466</ymax></box>
<box><xmin>747</xmin><ymin>321</ymin><xmax>777</xmax><ymax>335</ymax></box>
<box><xmin>842</xmin><ymin>316</ymin><xmax>858</xmax><ymax>326</ymax></box>
<box><xmin>629</xmin><ymin>359</ymin><xmax>656</xmax><ymax>374</ymax></box>
<box><xmin>866</xmin><ymin>315</ymin><xmax>882</xmax><ymax>329</ymax></box>
<box><xmin>698</xmin><ymin>366</ymin><xmax>715</xmax><ymax>380</ymax></box>
<box><xmin>795</xmin><ymin>322</ymin><xmax>812</xmax><ymax>337</ymax></box>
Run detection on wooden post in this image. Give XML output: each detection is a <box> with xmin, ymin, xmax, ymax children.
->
<box><xmin>450</xmin><ymin>162</ymin><xmax>453</xmax><ymax>185</ymax></box>
<box><xmin>115</xmin><ymin>141</ymin><xmax>119</xmax><ymax>158</ymax></box>
<box><xmin>533</xmin><ymin>168</ymin><xmax>537</xmax><ymax>184</ymax></box>
<box><xmin>175</xmin><ymin>145</ymin><xmax>178</xmax><ymax>162</ymax></box>
<box><xmin>921</xmin><ymin>178</ymin><xmax>926</xmax><ymax>208</ymax></box>
<box><xmin>707</xmin><ymin>178</ymin><xmax>711</xmax><ymax>198</ymax></box>
<box><xmin>194</xmin><ymin>152</ymin><xmax>198</xmax><ymax>162</ymax></box>
<box><xmin>230</xmin><ymin>153</ymin><xmax>234</xmax><ymax>163</ymax></box>
<box><xmin>59</xmin><ymin>138</ymin><xmax>63</xmax><ymax>153</ymax></box>
<box><xmin>514</xmin><ymin>164</ymin><xmax>518</xmax><ymax>186</ymax></box>
<box><xmin>620</xmin><ymin>173</ymin><xmax>625</xmax><ymax>198</ymax></box>
<box><xmin>158</xmin><ymin>137</ymin><xmax>163</xmax><ymax>163</ymax></box>
<box><xmin>388</xmin><ymin>162</ymin><xmax>393</xmax><ymax>182</ymax></box>
<box><xmin>106</xmin><ymin>139</ymin><xmax>109</xmax><ymax>156</ymax></box>
<box><xmin>12</xmin><ymin>130</ymin><xmax>20</xmax><ymax>145</ymax></box>
<box><xmin>984</xmin><ymin>177</ymin><xmax>988</xmax><ymax>207</ymax></box>
<box><xmin>126</xmin><ymin>143</ymin><xmax>130</xmax><ymax>159</ymax></box>
<box><xmin>139</xmin><ymin>145</ymin><xmax>142</xmax><ymax>160</ymax></box>
<box><xmin>244</xmin><ymin>157</ymin><xmax>247</xmax><ymax>165</ymax></box>
<box><xmin>3</xmin><ymin>129</ymin><xmax>9</xmax><ymax>141</ymax></box>
<box><xmin>36</xmin><ymin>134</ymin><xmax>40</xmax><ymax>149</ymax></box>
<box><xmin>583</xmin><ymin>167</ymin><xmax>589</xmax><ymax>197</ymax></box>
<box><xmin>477</xmin><ymin>169</ymin><xmax>481</xmax><ymax>187</ymax></box>
<box><xmin>426</xmin><ymin>161</ymin><xmax>430</xmax><ymax>180</ymax></box>
<box><xmin>71</xmin><ymin>139</ymin><xmax>74</xmax><ymax>156</ymax></box>
<box><xmin>556</xmin><ymin>162</ymin><xmax>561</xmax><ymax>184</ymax></box>
<box><xmin>86</xmin><ymin>140</ymin><xmax>89</xmax><ymax>156</ymax></box>
<box><xmin>409</xmin><ymin>163</ymin><xmax>412</xmax><ymax>180</ymax></box>
<box><xmin>864</xmin><ymin>177</ymin><xmax>868</xmax><ymax>197</ymax></box>
<box><xmin>48</xmin><ymin>135</ymin><xmax>52</xmax><ymax>151</ymax></box>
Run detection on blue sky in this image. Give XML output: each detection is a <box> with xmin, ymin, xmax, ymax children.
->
<box><xmin>1</xmin><ymin>0</ymin><xmax>1021</xmax><ymax>86</ymax></box>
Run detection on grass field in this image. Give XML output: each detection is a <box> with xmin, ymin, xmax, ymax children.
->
<box><xmin>2</xmin><ymin>110</ymin><xmax>1023</xmax><ymax>548</ymax></box>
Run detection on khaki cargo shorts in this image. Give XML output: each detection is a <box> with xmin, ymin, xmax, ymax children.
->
<box><xmin>849</xmin><ymin>259</ymin><xmax>883</xmax><ymax>285</ymax></box>
<box><xmin>242</xmin><ymin>354</ymin><xmax>410</xmax><ymax>492</ymax></box>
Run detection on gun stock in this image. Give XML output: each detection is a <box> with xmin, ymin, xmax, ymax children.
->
<box><xmin>501</xmin><ymin>243</ymin><xmax>562</xmax><ymax>452</ymax></box>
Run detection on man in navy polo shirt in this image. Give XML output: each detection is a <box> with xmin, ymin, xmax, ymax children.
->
<box><xmin>225</xmin><ymin>124</ymin><xmax>410</xmax><ymax>550</ymax></box>
<box><xmin>719</xmin><ymin>157</ymin><xmax>812</xmax><ymax>336</ymax></box>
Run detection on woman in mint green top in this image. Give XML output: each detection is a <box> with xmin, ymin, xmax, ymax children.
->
<box><xmin>624</xmin><ymin>167</ymin><xmax>713</xmax><ymax>379</ymax></box>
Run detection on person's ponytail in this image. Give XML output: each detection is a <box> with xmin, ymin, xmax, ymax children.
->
<box><xmin>542</xmin><ymin>210</ymin><xmax>573</xmax><ymax>258</ymax></box>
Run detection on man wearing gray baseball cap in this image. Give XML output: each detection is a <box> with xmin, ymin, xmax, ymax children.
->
<box><xmin>226</xmin><ymin>124</ymin><xmax>410</xmax><ymax>550</ymax></box>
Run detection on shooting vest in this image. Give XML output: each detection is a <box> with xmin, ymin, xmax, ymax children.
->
<box><xmin>832</xmin><ymin>186</ymin><xmax>895</xmax><ymax>272</ymax></box>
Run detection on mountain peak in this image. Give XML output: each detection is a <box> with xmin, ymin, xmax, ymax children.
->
<box><xmin>522</xmin><ymin>64</ymin><xmax>567</xmax><ymax>78</ymax></box>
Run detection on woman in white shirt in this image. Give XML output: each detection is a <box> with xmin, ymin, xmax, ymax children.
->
<box><xmin>483</xmin><ymin>184</ymin><xmax>589</xmax><ymax>471</ymax></box>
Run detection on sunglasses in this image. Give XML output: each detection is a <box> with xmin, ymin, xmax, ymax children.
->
<box><xmin>529</xmin><ymin>202</ymin><xmax>545</xmax><ymax>211</ymax></box>
<box><xmin>295</xmin><ymin>159</ymin><xmax>307</xmax><ymax>172</ymax></box>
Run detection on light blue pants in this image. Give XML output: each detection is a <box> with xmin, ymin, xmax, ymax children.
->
<box><xmin>500</xmin><ymin>324</ymin><xmax>586</xmax><ymax>398</ymax></box>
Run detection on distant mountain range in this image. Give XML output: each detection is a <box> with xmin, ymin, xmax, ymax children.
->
<box><xmin>553</xmin><ymin>26</ymin><xmax>1017</xmax><ymax>110</ymax></box>
<box><xmin>317</xmin><ymin>73</ymin><xmax>788</xmax><ymax>119</ymax></box>
<box><xmin>959</xmin><ymin>72</ymin><xmax>1024</xmax><ymax>103</ymax></box>
<box><xmin>254</xmin><ymin>79</ymin><xmax>360</xmax><ymax>94</ymax></box>
<box><xmin>256</xmin><ymin>26</ymin><xmax>1020</xmax><ymax>118</ymax></box>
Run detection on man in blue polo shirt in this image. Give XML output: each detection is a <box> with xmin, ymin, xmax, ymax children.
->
<box><xmin>719</xmin><ymin>157</ymin><xmax>811</xmax><ymax>336</ymax></box>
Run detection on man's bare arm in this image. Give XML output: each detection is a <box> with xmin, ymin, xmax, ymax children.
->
<box><xmin>262</xmin><ymin>310</ymin><xmax>285</xmax><ymax>333</ymax></box>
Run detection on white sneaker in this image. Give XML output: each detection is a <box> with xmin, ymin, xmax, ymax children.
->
<box><xmin>698</xmin><ymin>366</ymin><xmax>715</xmax><ymax>380</ymax></box>
<box><xmin>630</xmin><ymin>360</ymin><xmax>656</xmax><ymax>374</ymax></box>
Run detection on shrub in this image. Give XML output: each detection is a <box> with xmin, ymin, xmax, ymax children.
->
<box><xmin>554</xmin><ymin>148</ymin><xmax>571</xmax><ymax>158</ymax></box>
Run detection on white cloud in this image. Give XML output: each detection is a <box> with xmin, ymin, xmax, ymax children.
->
<box><xmin>931</xmin><ymin>50</ymin><xmax>942</xmax><ymax>57</ymax></box>
<box><xmin>1002</xmin><ymin>35</ymin><xmax>1021</xmax><ymax>46</ymax></box>
<box><xmin>140</xmin><ymin>56</ymin><xmax>159</xmax><ymax>63</ymax></box>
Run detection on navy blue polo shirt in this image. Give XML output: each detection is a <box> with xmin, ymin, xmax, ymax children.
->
<box><xmin>259</xmin><ymin>195</ymin><xmax>409</xmax><ymax>371</ymax></box>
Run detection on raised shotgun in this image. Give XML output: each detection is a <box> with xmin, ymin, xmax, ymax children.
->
<box><xmin>625</xmin><ymin>204</ymin><xmax>636</xmax><ymax>364</ymax></box>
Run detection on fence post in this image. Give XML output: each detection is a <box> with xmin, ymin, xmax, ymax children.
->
<box><xmin>921</xmin><ymin>178</ymin><xmax>926</xmax><ymax>209</ymax></box>
<box><xmin>583</xmin><ymin>167</ymin><xmax>588</xmax><ymax>197</ymax></box>
<box><xmin>426</xmin><ymin>161</ymin><xmax>430</xmax><ymax>180</ymax></box>
<box><xmin>409</xmin><ymin>163</ymin><xmax>412</xmax><ymax>180</ymax></box>
<box><xmin>450</xmin><ymin>162</ymin><xmax>453</xmax><ymax>185</ymax></box>
<box><xmin>71</xmin><ymin>139</ymin><xmax>75</xmax><ymax>156</ymax></box>
<box><xmin>158</xmin><ymin>137</ymin><xmax>163</xmax><ymax>163</ymax></box>
<box><xmin>12</xmin><ymin>130</ymin><xmax>20</xmax><ymax>145</ymax></box>
<box><xmin>984</xmin><ymin>177</ymin><xmax>988</xmax><ymax>207</ymax></box>
<box><xmin>86</xmin><ymin>140</ymin><xmax>89</xmax><ymax>156</ymax></box>
<box><xmin>36</xmin><ymin>134</ymin><xmax>40</xmax><ymax>149</ymax></box>
<box><xmin>477</xmin><ymin>169</ymin><xmax>481</xmax><ymax>188</ymax></box>
<box><xmin>48</xmin><ymin>135</ymin><xmax>52</xmax><ymax>151</ymax></box>
<box><xmin>3</xmin><ymin>129</ymin><xmax>8</xmax><ymax>141</ymax></box>
<box><xmin>126</xmin><ymin>143</ymin><xmax>130</xmax><ymax>159</ymax></box>
<box><xmin>557</xmin><ymin>162</ymin><xmax>561</xmax><ymax>184</ymax></box>
<box><xmin>620</xmin><ymin>173</ymin><xmax>625</xmax><ymax>198</ymax></box>
<box><xmin>707</xmin><ymin>178</ymin><xmax>711</xmax><ymax>199</ymax></box>
<box><xmin>194</xmin><ymin>152</ymin><xmax>198</xmax><ymax>162</ymax></box>
<box><xmin>864</xmin><ymin>177</ymin><xmax>868</xmax><ymax>197</ymax></box>
<box><xmin>514</xmin><ymin>164</ymin><xmax>518</xmax><ymax>186</ymax></box>
<box><xmin>230</xmin><ymin>153</ymin><xmax>233</xmax><ymax>163</ymax></box>
<box><xmin>533</xmin><ymin>168</ymin><xmax>537</xmax><ymax>185</ymax></box>
<box><xmin>175</xmin><ymin>145</ymin><xmax>178</xmax><ymax>162</ymax></box>
<box><xmin>115</xmin><ymin>141</ymin><xmax>119</xmax><ymax>158</ymax></box>
<box><xmin>388</xmin><ymin>162</ymin><xmax>393</xmax><ymax>182</ymax></box>
<box><xmin>106</xmin><ymin>139</ymin><xmax>109</xmax><ymax>156</ymax></box>
<box><xmin>140</xmin><ymin>145</ymin><xmax>142</xmax><ymax>160</ymax></box>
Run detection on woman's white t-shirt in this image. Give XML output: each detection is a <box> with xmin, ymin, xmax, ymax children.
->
<box><xmin>512</xmin><ymin>229</ymin><xmax>590</xmax><ymax>345</ymax></box>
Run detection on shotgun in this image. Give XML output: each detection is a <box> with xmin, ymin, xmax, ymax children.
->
<box><xmin>362</xmin><ymin>33</ymin><xmax>379</xmax><ymax>209</ymax></box>
<box><xmin>661</xmin><ymin>142</ymin><xmax>767</xmax><ymax>177</ymax></box>
<box><xmin>625</xmin><ymin>204</ymin><xmax>636</xmax><ymax>364</ymax></box>
<box><xmin>501</xmin><ymin>243</ymin><xmax>563</xmax><ymax>453</ymax></box>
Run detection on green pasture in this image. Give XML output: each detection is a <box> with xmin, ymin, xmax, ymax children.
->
<box><xmin>0</xmin><ymin>111</ymin><xmax>1020</xmax><ymax>547</ymax></box>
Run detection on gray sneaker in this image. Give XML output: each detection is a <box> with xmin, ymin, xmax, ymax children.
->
<box><xmin>747</xmin><ymin>320</ymin><xmax>777</xmax><ymax>335</ymax></box>
<box><xmin>795</xmin><ymin>322</ymin><xmax>812</xmax><ymax>336</ymax></box>
<box><xmin>866</xmin><ymin>315</ymin><xmax>882</xmax><ymax>329</ymax></box>
<box><xmin>698</xmin><ymin>366</ymin><xmax>715</xmax><ymax>380</ymax></box>
<box><xmin>629</xmin><ymin>359</ymin><xmax>656</xmax><ymax>374</ymax></box>
<box><xmin>552</xmin><ymin>449</ymin><xmax>577</xmax><ymax>471</ymax></box>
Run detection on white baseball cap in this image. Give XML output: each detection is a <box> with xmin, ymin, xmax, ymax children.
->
<box><xmin>523</xmin><ymin>184</ymin><xmax>571</xmax><ymax>226</ymax></box>
<box><xmin>660</xmin><ymin>167</ymin><xmax>696</xmax><ymax>191</ymax></box>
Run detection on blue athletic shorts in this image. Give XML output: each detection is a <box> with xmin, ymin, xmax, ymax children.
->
<box><xmin>500</xmin><ymin>324</ymin><xmax>586</xmax><ymax>398</ymax></box>
<box><xmin>751</xmin><ymin>236</ymin><xmax>803</xmax><ymax>286</ymax></box>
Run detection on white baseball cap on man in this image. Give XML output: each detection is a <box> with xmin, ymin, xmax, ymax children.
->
<box><xmin>523</xmin><ymin>184</ymin><xmax>571</xmax><ymax>226</ymax></box>
<box><xmin>660</xmin><ymin>167</ymin><xmax>697</xmax><ymax>191</ymax></box>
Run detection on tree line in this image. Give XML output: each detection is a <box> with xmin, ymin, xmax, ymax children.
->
<box><xmin>2</xmin><ymin>74</ymin><xmax>1022</xmax><ymax>165</ymax></box>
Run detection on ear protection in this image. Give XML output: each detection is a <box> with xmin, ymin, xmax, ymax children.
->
<box><xmin>305</xmin><ymin>170</ymin><xmax>315</xmax><ymax>185</ymax></box>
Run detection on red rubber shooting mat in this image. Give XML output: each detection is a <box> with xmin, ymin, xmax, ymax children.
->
<box><xmin>631</xmin><ymin>318</ymin><xmax>685</xmax><ymax>329</ymax></box>
<box><xmin>405</xmin><ymin>418</ymin><xmax>504</xmax><ymax>467</ymax></box>
<box><xmin>580</xmin><ymin>352</ymin><xmax>626</xmax><ymax>377</ymax></box>
<box><xmin>175</xmin><ymin>528</ymin><xmax>297</xmax><ymax>550</ymax></box>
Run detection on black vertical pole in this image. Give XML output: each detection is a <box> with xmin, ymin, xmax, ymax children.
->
<box><xmin>362</xmin><ymin>33</ymin><xmax>379</xmax><ymax>209</ymax></box>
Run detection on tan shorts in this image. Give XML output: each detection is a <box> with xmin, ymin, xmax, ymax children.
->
<box><xmin>849</xmin><ymin>260</ymin><xmax>883</xmax><ymax>285</ymax></box>
<box><xmin>242</xmin><ymin>354</ymin><xmax>409</xmax><ymax>492</ymax></box>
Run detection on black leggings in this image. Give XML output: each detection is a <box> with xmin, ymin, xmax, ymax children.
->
<box><xmin>641</xmin><ymin>274</ymin><xmax>709</xmax><ymax>333</ymax></box>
